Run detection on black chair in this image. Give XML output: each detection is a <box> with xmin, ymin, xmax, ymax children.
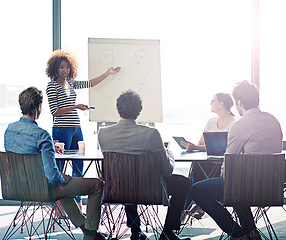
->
<box><xmin>0</xmin><ymin>151</ymin><xmax>76</xmax><ymax>240</ymax></box>
<box><xmin>282</xmin><ymin>159</ymin><xmax>286</xmax><ymax>214</ymax></box>
<box><xmin>223</xmin><ymin>153</ymin><xmax>285</xmax><ymax>240</ymax></box>
<box><xmin>100</xmin><ymin>152</ymin><xmax>165</xmax><ymax>239</ymax></box>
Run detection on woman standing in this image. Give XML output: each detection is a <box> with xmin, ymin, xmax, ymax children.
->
<box><xmin>46</xmin><ymin>49</ymin><xmax>120</xmax><ymax>209</ymax></box>
<box><xmin>181</xmin><ymin>92</ymin><xmax>237</xmax><ymax>222</ymax></box>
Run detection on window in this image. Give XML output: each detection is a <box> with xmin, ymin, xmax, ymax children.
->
<box><xmin>0</xmin><ymin>0</ymin><xmax>254</xmax><ymax>151</ymax></box>
<box><xmin>260</xmin><ymin>0</ymin><xmax>286</xmax><ymax>135</ymax></box>
<box><xmin>0</xmin><ymin>1</ymin><xmax>53</xmax><ymax>149</ymax></box>
<box><xmin>61</xmin><ymin>0</ymin><xmax>252</xmax><ymax>149</ymax></box>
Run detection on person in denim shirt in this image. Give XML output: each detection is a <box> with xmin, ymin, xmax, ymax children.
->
<box><xmin>4</xmin><ymin>87</ymin><xmax>105</xmax><ymax>240</ymax></box>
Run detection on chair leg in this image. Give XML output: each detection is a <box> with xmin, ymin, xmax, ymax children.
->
<box><xmin>99</xmin><ymin>204</ymin><xmax>164</xmax><ymax>240</ymax></box>
<box><xmin>43</xmin><ymin>202</ymin><xmax>76</xmax><ymax>240</ymax></box>
<box><xmin>52</xmin><ymin>201</ymin><xmax>67</xmax><ymax>232</ymax></box>
<box><xmin>218</xmin><ymin>207</ymin><xmax>279</xmax><ymax>240</ymax></box>
<box><xmin>250</xmin><ymin>207</ymin><xmax>279</xmax><ymax>240</ymax></box>
<box><xmin>100</xmin><ymin>204</ymin><xmax>129</xmax><ymax>239</ymax></box>
<box><xmin>136</xmin><ymin>205</ymin><xmax>163</xmax><ymax>239</ymax></box>
<box><xmin>112</xmin><ymin>205</ymin><xmax>129</xmax><ymax>239</ymax></box>
<box><xmin>2</xmin><ymin>203</ymin><xmax>26</xmax><ymax>239</ymax></box>
<box><xmin>100</xmin><ymin>204</ymin><xmax>117</xmax><ymax>236</ymax></box>
<box><xmin>2</xmin><ymin>201</ymin><xmax>76</xmax><ymax>240</ymax></box>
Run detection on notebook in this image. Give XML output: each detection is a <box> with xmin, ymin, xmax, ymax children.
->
<box><xmin>203</xmin><ymin>132</ymin><xmax>228</xmax><ymax>157</ymax></box>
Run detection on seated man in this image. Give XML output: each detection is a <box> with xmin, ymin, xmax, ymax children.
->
<box><xmin>190</xmin><ymin>80</ymin><xmax>283</xmax><ymax>240</ymax></box>
<box><xmin>4</xmin><ymin>87</ymin><xmax>105</xmax><ymax>240</ymax></box>
<box><xmin>98</xmin><ymin>90</ymin><xmax>191</xmax><ymax>240</ymax></box>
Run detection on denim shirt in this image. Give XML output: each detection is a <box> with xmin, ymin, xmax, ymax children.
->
<box><xmin>4</xmin><ymin>117</ymin><xmax>66</xmax><ymax>186</ymax></box>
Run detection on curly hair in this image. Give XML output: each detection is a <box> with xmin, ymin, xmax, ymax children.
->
<box><xmin>116</xmin><ymin>90</ymin><xmax>143</xmax><ymax>120</ymax></box>
<box><xmin>19</xmin><ymin>87</ymin><xmax>43</xmax><ymax>116</ymax></box>
<box><xmin>46</xmin><ymin>49</ymin><xmax>78</xmax><ymax>80</ymax></box>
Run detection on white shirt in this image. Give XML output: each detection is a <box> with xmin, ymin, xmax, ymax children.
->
<box><xmin>205</xmin><ymin>116</ymin><xmax>237</xmax><ymax>132</ymax></box>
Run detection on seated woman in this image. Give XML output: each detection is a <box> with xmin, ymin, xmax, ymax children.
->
<box><xmin>181</xmin><ymin>92</ymin><xmax>237</xmax><ymax>222</ymax></box>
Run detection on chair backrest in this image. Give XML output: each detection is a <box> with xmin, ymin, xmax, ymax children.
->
<box><xmin>103</xmin><ymin>152</ymin><xmax>162</xmax><ymax>205</ymax></box>
<box><xmin>0</xmin><ymin>152</ymin><xmax>50</xmax><ymax>202</ymax></box>
<box><xmin>284</xmin><ymin>159</ymin><xmax>286</xmax><ymax>184</ymax></box>
<box><xmin>223</xmin><ymin>153</ymin><xmax>285</xmax><ymax>207</ymax></box>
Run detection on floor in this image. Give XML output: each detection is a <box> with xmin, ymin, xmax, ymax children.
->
<box><xmin>0</xmin><ymin>201</ymin><xmax>285</xmax><ymax>240</ymax></box>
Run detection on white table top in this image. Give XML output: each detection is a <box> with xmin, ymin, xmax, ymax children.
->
<box><xmin>55</xmin><ymin>149</ymin><xmax>223</xmax><ymax>163</ymax></box>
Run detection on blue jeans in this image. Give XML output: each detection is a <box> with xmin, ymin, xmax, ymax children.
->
<box><xmin>52</xmin><ymin>126</ymin><xmax>84</xmax><ymax>203</ymax></box>
<box><xmin>185</xmin><ymin>161</ymin><xmax>221</xmax><ymax>210</ymax></box>
<box><xmin>190</xmin><ymin>177</ymin><xmax>255</xmax><ymax>237</ymax></box>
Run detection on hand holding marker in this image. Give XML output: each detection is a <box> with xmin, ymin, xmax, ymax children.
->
<box><xmin>85</xmin><ymin>106</ymin><xmax>96</xmax><ymax>109</ymax></box>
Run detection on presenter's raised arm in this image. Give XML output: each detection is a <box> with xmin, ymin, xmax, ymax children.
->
<box><xmin>90</xmin><ymin>67</ymin><xmax>121</xmax><ymax>87</ymax></box>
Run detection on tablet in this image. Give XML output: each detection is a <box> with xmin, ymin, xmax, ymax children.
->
<box><xmin>173</xmin><ymin>136</ymin><xmax>187</xmax><ymax>149</ymax></box>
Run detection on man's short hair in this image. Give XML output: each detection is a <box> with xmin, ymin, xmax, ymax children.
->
<box><xmin>19</xmin><ymin>87</ymin><xmax>43</xmax><ymax>116</ymax></box>
<box><xmin>116</xmin><ymin>90</ymin><xmax>142</xmax><ymax>120</ymax></box>
<box><xmin>232</xmin><ymin>80</ymin><xmax>259</xmax><ymax>110</ymax></box>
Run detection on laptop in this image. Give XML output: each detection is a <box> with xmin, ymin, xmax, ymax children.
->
<box><xmin>203</xmin><ymin>132</ymin><xmax>228</xmax><ymax>158</ymax></box>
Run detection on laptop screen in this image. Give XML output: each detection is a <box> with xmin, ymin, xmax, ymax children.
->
<box><xmin>203</xmin><ymin>132</ymin><xmax>228</xmax><ymax>156</ymax></box>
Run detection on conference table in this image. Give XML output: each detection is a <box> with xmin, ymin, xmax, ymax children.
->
<box><xmin>174</xmin><ymin>150</ymin><xmax>224</xmax><ymax>179</ymax></box>
<box><xmin>55</xmin><ymin>149</ymin><xmax>224</xmax><ymax>179</ymax></box>
<box><xmin>55</xmin><ymin>149</ymin><xmax>223</xmax><ymax>161</ymax></box>
<box><xmin>55</xmin><ymin>149</ymin><xmax>104</xmax><ymax>178</ymax></box>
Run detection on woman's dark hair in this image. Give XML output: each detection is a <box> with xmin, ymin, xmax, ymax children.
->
<box><xmin>46</xmin><ymin>49</ymin><xmax>78</xmax><ymax>80</ymax></box>
<box><xmin>232</xmin><ymin>80</ymin><xmax>259</xmax><ymax>110</ymax></box>
<box><xmin>18</xmin><ymin>87</ymin><xmax>43</xmax><ymax>116</ymax></box>
<box><xmin>216</xmin><ymin>92</ymin><xmax>234</xmax><ymax>113</ymax></box>
<box><xmin>116</xmin><ymin>90</ymin><xmax>143</xmax><ymax>120</ymax></box>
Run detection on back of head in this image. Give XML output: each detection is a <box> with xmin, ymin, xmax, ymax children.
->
<box><xmin>19</xmin><ymin>87</ymin><xmax>43</xmax><ymax>116</ymax></box>
<box><xmin>116</xmin><ymin>90</ymin><xmax>142</xmax><ymax>120</ymax></box>
<box><xmin>232</xmin><ymin>80</ymin><xmax>259</xmax><ymax>110</ymax></box>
